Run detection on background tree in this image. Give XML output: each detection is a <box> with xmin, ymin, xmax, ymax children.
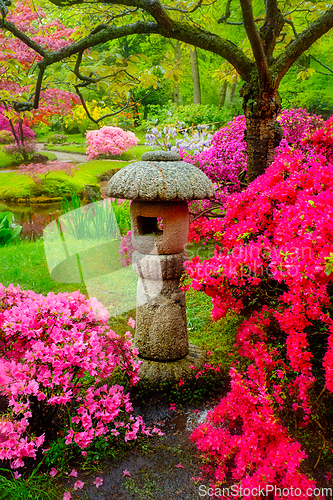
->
<box><xmin>2</xmin><ymin>0</ymin><xmax>333</xmax><ymax>181</ymax></box>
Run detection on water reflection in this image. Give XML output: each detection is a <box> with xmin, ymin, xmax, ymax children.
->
<box><xmin>0</xmin><ymin>201</ymin><xmax>62</xmax><ymax>239</ymax></box>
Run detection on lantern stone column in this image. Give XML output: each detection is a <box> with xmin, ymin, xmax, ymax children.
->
<box><xmin>106</xmin><ymin>150</ymin><xmax>215</xmax><ymax>383</ymax></box>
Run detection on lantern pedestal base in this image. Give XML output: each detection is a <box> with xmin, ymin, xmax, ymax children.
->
<box><xmin>137</xmin><ymin>344</ymin><xmax>206</xmax><ymax>385</ymax></box>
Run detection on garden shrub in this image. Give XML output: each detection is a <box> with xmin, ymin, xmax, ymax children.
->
<box><xmin>0</xmin><ymin>130</ymin><xmax>14</xmax><ymax>145</ymax></box>
<box><xmin>3</xmin><ymin>140</ymin><xmax>37</xmax><ymax>164</ymax></box>
<box><xmin>46</xmin><ymin>133</ymin><xmax>69</xmax><ymax>145</ymax></box>
<box><xmin>0</xmin><ymin>285</ymin><xmax>148</xmax><ymax>469</ymax></box>
<box><xmin>29</xmin><ymin>178</ymin><xmax>78</xmax><ymax>199</ymax></box>
<box><xmin>186</xmin><ymin>117</ymin><xmax>333</xmax><ymax>493</ymax></box>
<box><xmin>182</xmin><ymin>109</ymin><xmax>324</xmax><ymax>211</ymax></box>
<box><xmin>146</xmin><ymin>103</ymin><xmax>232</xmax><ymax>128</ymax></box>
<box><xmin>86</xmin><ymin>126</ymin><xmax>138</xmax><ymax>160</ymax></box>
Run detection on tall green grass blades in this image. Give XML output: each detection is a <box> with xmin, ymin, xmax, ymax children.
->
<box><xmin>112</xmin><ymin>200</ymin><xmax>131</xmax><ymax>234</ymax></box>
<box><xmin>0</xmin><ymin>462</ymin><xmax>59</xmax><ymax>500</ymax></box>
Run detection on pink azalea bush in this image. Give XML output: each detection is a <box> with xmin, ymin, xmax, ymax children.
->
<box><xmin>186</xmin><ymin>118</ymin><xmax>333</xmax><ymax>495</ymax></box>
<box><xmin>182</xmin><ymin>109</ymin><xmax>324</xmax><ymax>210</ymax></box>
<box><xmin>0</xmin><ymin>285</ymin><xmax>145</xmax><ymax>469</ymax></box>
<box><xmin>18</xmin><ymin>161</ymin><xmax>78</xmax><ymax>184</ymax></box>
<box><xmin>86</xmin><ymin>126</ymin><xmax>138</xmax><ymax>160</ymax></box>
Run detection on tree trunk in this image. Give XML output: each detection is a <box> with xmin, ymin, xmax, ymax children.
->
<box><xmin>241</xmin><ymin>83</ymin><xmax>283</xmax><ymax>184</ymax></box>
<box><xmin>230</xmin><ymin>77</ymin><xmax>238</xmax><ymax>104</ymax></box>
<box><xmin>190</xmin><ymin>47</ymin><xmax>201</xmax><ymax>105</ymax></box>
<box><xmin>218</xmin><ymin>80</ymin><xmax>228</xmax><ymax>109</ymax></box>
<box><xmin>172</xmin><ymin>41</ymin><xmax>181</xmax><ymax>106</ymax></box>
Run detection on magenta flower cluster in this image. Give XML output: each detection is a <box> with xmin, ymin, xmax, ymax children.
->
<box><xmin>186</xmin><ymin>117</ymin><xmax>333</xmax><ymax>493</ymax></box>
<box><xmin>119</xmin><ymin>230</ymin><xmax>134</xmax><ymax>266</ymax></box>
<box><xmin>86</xmin><ymin>126</ymin><xmax>138</xmax><ymax>160</ymax></box>
<box><xmin>181</xmin><ymin>109</ymin><xmax>323</xmax><ymax>209</ymax></box>
<box><xmin>0</xmin><ymin>285</ymin><xmax>144</xmax><ymax>469</ymax></box>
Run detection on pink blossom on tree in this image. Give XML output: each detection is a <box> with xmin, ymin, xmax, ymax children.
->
<box><xmin>17</xmin><ymin>161</ymin><xmax>78</xmax><ymax>183</ymax></box>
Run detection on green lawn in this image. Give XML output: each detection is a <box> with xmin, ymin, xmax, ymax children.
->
<box><xmin>44</xmin><ymin>142</ymin><xmax>153</xmax><ymax>160</ymax></box>
<box><xmin>0</xmin><ymin>159</ymin><xmax>128</xmax><ymax>201</ymax></box>
<box><xmin>0</xmin><ymin>149</ymin><xmax>57</xmax><ymax>168</ymax></box>
<box><xmin>45</xmin><ymin>144</ymin><xmax>86</xmax><ymax>154</ymax></box>
<box><xmin>0</xmin><ymin>237</ymin><xmax>237</xmax><ymax>362</ymax></box>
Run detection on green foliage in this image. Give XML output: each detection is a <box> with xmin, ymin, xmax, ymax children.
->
<box><xmin>60</xmin><ymin>191</ymin><xmax>119</xmax><ymax>240</ymax></box>
<box><xmin>44</xmin><ymin>437</ymin><xmax>68</xmax><ymax>468</ymax></box>
<box><xmin>0</xmin><ymin>130</ymin><xmax>14</xmax><ymax>144</ymax></box>
<box><xmin>146</xmin><ymin>102</ymin><xmax>236</xmax><ymax>128</ymax></box>
<box><xmin>112</xmin><ymin>200</ymin><xmax>131</xmax><ymax>234</ymax></box>
<box><xmin>30</xmin><ymin>178</ymin><xmax>77</xmax><ymax>199</ymax></box>
<box><xmin>0</xmin><ymin>211</ymin><xmax>21</xmax><ymax>245</ymax></box>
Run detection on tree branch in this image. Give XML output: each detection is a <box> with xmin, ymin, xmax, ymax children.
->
<box><xmin>2</xmin><ymin>20</ymin><xmax>48</xmax><ymax>57</ymax></box>
<box><xmin>259</xmin><ymin>0</ymin><xmax>285</xmax><ymax>62</ymax></box>
<box><xmin>272</xmin><ymin>5</ymin><xmax>333</xmax><ymax>85</ymax></box>
<box><xmin>310</xmin><ymin>54</ymin><xmax>333</xmax><ymax>74</ymax></box>
<box><xmin>239</xmin><ymin>0</ymin><xmax>270</xmax><ymax>85</ymax></box>
<box><xmin>218</xmin><ymin>0</ymin><xmax>232</xmax><ymax>24</ymax></box>
<box><xmin>3</xmin><ymin>12</ymin><xmax>254</xmax><ymax>83</ymax></box>
<box><xmin>33</xmin><ymin>64</ymin><xmax>46</xmax><ymax>109</ymax></box>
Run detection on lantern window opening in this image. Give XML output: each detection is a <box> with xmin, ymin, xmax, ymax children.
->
<box><xmin>137</xmin><ymin>216</ymin><xmax>163</xmax><ymax>236</ymax></box>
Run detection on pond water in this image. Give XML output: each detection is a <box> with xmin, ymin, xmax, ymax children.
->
<box><xmin>0</xmin><ymin>180</ymin><xmax>110</xmax><ymax>239</ymax></box>
<box><xmin>0</xmin><ymin>135</ymin><xmax>110</xmax><ymax>240</ymax></box>
<box><xmin>0</xmin><ymin>200</ymin><xmax>62</xmax><ymax>239</ymax></box>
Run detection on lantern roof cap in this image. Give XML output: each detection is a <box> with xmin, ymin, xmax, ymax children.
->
<box><xmin>105</xmin><ymin>150</ymin><xmax>215</xmax><ymax>201</ymax></box>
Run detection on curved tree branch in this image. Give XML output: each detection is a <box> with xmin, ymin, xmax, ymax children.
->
<box><xmin>259</xmin><ymin>0</ymin><xmax>285</xmax><ymax>62</ymax></box>
<box><xmin>3</xmin><ymin>16</ymin><xmax>254</xmax><ymax>82</ymax></box>
<box><xmin>272</xmin><ymin>5</ymin><xmax>333</xmax><ymax>85</ymax></box>
<box><xmin>2</xmin><ymin>20</ymin><xmax>48</xmax><ymax>57</ymax></box>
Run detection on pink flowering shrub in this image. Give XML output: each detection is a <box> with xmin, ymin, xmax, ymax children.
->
<box><xmin>86</xmin><ymin>126</ymin><xmax>138</xmax><ymax>160</ymax></box>
<box><xmin>182</xmin><ymin>109</ymin><xmax>323</xmax><ymax>211</ymax></box>
<box><xmin>4</xmin><ymin>140</ymin><xmax>37</xmax><ymax>164</ymax></box>
<box><xmin>277</xmin><ymin>108</ymin><xmax>324</xmax><ymax>149</ymax></box>
<box><xmin>18</xmin><ymin>161</ymin><xmax>78</xmax><ymax>184</ymax></box>
<box><xmin>186</xmin><ymin>119</ymin><xmax>333</xmax><ymax>494</ymax></box>
<box><xmin>0</xmin><ymin>285</ymin><xmax>145</xmax><ymax>469</ymax></box>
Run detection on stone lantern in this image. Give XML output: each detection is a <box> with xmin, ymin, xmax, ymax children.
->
<box><xmin>105</xmin><ymin>151</ymin><xmax>215</xmax><ymax>383</ymax></box>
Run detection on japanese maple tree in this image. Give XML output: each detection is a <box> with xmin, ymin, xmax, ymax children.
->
<box><xmin>0</xmin><ymin>1</ymin><xmax>78</xmax><ymax>147</ymax></box>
